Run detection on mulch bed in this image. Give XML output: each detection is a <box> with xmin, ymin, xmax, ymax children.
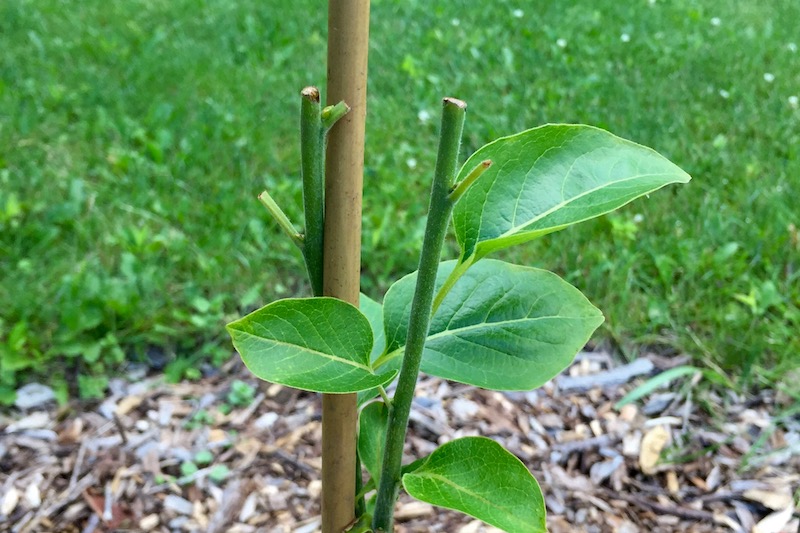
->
<box><xmin>1</xmin><ymin>352</ymin><xmax>798</xmax><ymax>532</ymax></box>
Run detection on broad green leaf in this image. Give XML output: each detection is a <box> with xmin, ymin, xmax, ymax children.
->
<box><xmin>358</xmin><ymin>401</ymin><xmax>388</xmax><ymax>484</ymax></box>
<box><xmin>357</xmin><ymin>294</ymin><xmax>396</xmax><ymax>405</ymax></box>
<box><xmin>384</xmin><ymin>260</ymin><xmax>603</xmax><ymax>390</ymax></box>
<box><xmin>359</xmin><ymin>293</ymin><xmax>386</xmax><ymax>364</ymax></box>
<box><xmin>227</xmin><ymin>298</ymin><xmax>396</xmax><ymax>393</ymax></box>
<box><xmin>403</xmin><ymin>437</ymin><xmax>546</xmax><ymax>533</ymax></box>
<box><xmin>452</xmin><ymin>124</ymin><xmax>691</xmax><ymax>259</ymax></box>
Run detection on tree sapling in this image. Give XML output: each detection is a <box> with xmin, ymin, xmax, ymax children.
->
<box><xmin>228</xmin><ymin>94</ymin><xmax>690</xmax><ymax>531</ymax></box>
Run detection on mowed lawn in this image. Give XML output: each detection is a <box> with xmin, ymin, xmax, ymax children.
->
<box><xmin>1</xmin><ymin>0</ymin><xmax>798</xmax><ymax>397</ymax></box>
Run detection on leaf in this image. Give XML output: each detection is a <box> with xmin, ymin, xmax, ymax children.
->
<box><xmin>193</xmin><ymin>450</ymin><xmax>214</xmax><ymax>465</ymax></box>
<box><xmin>357</xmin><ymin>294</ymin><xmax>396</xmax><ymax>406</ymax></box>
<box><xmin>180</xmin><ymin>461</ymin><xmax>198</xmax><ymax>477</ymax></box>
<box><xmin>402</xmin><ymin>437</ymin><xmax>546</xmax><ymax>533</ymax></box>
<box><xmin>227</xmin><ymin>298</ymin><xmax>396</xmax><ymax>393</ymax></box>
<box><xmin>359</xmin><ymin>293</ymin><xmax>386</xmax><ymax>364</ymax></box>
<box><xmin>452</xmin><ymin>124</ymin><xmax>691</xmax><ymax>260</ymax></box>
<box><xmin>208</xmin><ymin>464</ymin><xmax>231</xmax><ymax>484</ymax></box>
<box><xmin>358</xmin><ymin>401</ymin><xmax>388</xmax><ymax>484</ymax></box>
<box><xmin>383</xmin><ymin>260</ymin><xmax>604</xmax><ymax>390</ymax></box>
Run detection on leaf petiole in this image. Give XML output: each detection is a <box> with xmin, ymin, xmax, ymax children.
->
<box><xmin>448</xmin><ymin>159</ymin><xmax>492</xmax><ymax>202</ymax></box>
<box><xmin>431</xmin><ymin>254</ymin><xmax>474</xmax><ymax>315</ymax></box>
<box><xmin>258</xmin><ymin>190</ymin><xmax>304</xmax><ymax>249</ymax></box>
<box><xmin>372</xmin><ymin>348</ymin><xmax>400</xmax><ymax>370</ymax></box>
<box><xmin>377</xmin><ymin>386</ymin><xmax>392</xmax><ymax>407</ymax></box>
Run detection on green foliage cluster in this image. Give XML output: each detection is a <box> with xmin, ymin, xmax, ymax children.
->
<box><xmin>228</xmin><ymin>93</ymin><xmax>689</xmax><ymax>528</ymax></box>
<box><xmin>1</xmin><ymin>0</ymin><xmax>798</xmax><ymax>398</ymax></box>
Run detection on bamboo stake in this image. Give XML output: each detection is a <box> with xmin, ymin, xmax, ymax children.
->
<box><xmin>322</xmin><ymin>0</ymin><xmax>370</xmax><ymax>531</ymax></box>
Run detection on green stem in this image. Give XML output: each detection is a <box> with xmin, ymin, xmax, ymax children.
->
<box><xmin>258</xmin><ymin>190</ymin><xmax>304</xmax><ymax>249</ymax></box>
<box><xmin>371</xmin><ymin>97</ymin><xmax>467</xmax><ymax>532</ymax></box>
<box><xmin>300</xmin><ymin>87</ymin><xmax>350</xmax><ymax>297</ymax></box>
<box><xmin>300</xmin><ymin>87</ymin><xmax>326</xmax><ymax>297</ymax></box>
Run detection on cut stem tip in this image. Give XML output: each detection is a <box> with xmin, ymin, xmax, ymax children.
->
<box><xmin>442</xmin><ymin>97</ymin><xmax>467</xmax><ymax>109</ymax></box>
<box><xmin>301</xmin><ymin>86</ymin><xmax>321</xmax><ymax>102</ymax></box>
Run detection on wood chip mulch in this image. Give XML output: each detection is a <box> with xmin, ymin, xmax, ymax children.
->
<box><xmin>1</xmin><ymin>352</ymin><xmax>798</xmax><ymax>533</ymax></box>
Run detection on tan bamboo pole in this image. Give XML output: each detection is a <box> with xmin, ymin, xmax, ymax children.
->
<box><xmin>321</xmin><ymin>0</ymin><xmax>370</xmax><ymax>531</ymax></box>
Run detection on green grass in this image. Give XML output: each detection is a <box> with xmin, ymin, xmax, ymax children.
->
<box><xmin>1</xmin><ymin>0</ymin><xmax>798</xmax><ymax>396</ymax></box>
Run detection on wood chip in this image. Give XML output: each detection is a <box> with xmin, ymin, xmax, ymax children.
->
<box><xmin>666</xmin><ymin>470</ymin><xmax>680</xmax><ymax>495</ymax></box>
<box><xmin>139</xmin><ymin>513</ymin><xmax>159</xmax><ymax>529</ymax></box>
<box><xmin>24</xmin><ymin>483</ymin><xmax>41</xmax><ymax>509</ymax></box>
<box><xmin>1</xmin><ymin>487</ymin><xmax>19</xmax><ymax>516</ymax></box>
<box><xmin>639</xmin><ymin>426</ymin><xmax>670</xmax><ymax>474</ymax></box>
<box><xmin>395</xmin><ymin>501</ymin><xmax>433</xmax><ymax>521</ymax></box>
<box><xmin>164</xmin><ymin>495</ymin><xmax>194</xmax><ymax>516</ymax></box>
<box><xmin>557</xmin><ymin>358</ymin><xmax>654</xmax><ymax>392</ymax></box>
<box><xmin>753</xmin><ymin>506</ymin><xmax>795</xmax><ymax>533</ymax></box>
<box><xmin>743</xmin><ymin>488</ymin><xmax>794</xmax><ymax>511</ymax></box>
<box><xmin>116</xmin><ymin>396</ymin><xmax>143</xmax><ymax>417</ymax></box>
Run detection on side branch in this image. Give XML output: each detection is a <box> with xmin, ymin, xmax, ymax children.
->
<box><xmin>258</xmin><ymin>190</ymin><xmax>304</xmax><ymax>249</ymax></box>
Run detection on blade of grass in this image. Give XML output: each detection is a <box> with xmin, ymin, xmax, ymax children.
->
<box><xmin>615</xmin><ymin>366</ymin><xmax>701</xmax><ymax>409</ymax></box>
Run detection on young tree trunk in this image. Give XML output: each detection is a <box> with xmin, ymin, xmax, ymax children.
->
<box><xmin>321</xmin><ymin>0</ymin><xmax>370</xmax><ymax>531</ymax></box>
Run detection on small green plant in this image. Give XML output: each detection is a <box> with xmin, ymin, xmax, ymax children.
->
<box><xmin>218</xmin><ymin>379</ymin><xmax>257</xmax><ymax>414</ymax></box>
<box><xmin>179</xmin><ymin>460</ymin><xmax>199</xmax><ymax>477</ymax></box>
<box><xmin>183</xmin><ymin>409</ymin><xmax>214</xmax><ymax>430</ymax></box>
<box><xmin>227</xmin><ymin>91</ymin><xmax>689</xmax><ymax>531</ymax></box>
<box><xmin>208</xmin><ymin>464</ymin><xmax>230</xmax><ymax>484</ymax></box>
<box><xmin>226</xmin><ymin>379</ymin><xmax>256</xmax><ymax>407</ymax></box>
<box><xmin>193</xmin><ymin>450</ymin><xmax>215</xmax><ymax>466</ymax></box>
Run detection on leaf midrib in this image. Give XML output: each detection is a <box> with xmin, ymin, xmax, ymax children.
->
<box><xmin>428</xmin><ymin>312</ymin><xmax>600</xmax><ymax>343</ymax></box>
<box><xmin>498</xmin><ymin>171</ymin><xmax>683</xmax><ymax>240</ymax></box>
<box><xmin>232</xmin><ymin>329</ymin><xmax>372</xmax><ymax>372</ymax></box>
<box><xmin>381</xmin><ymin>311</ymin><xmax>600</xmax><ymax>368</ymax></box>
